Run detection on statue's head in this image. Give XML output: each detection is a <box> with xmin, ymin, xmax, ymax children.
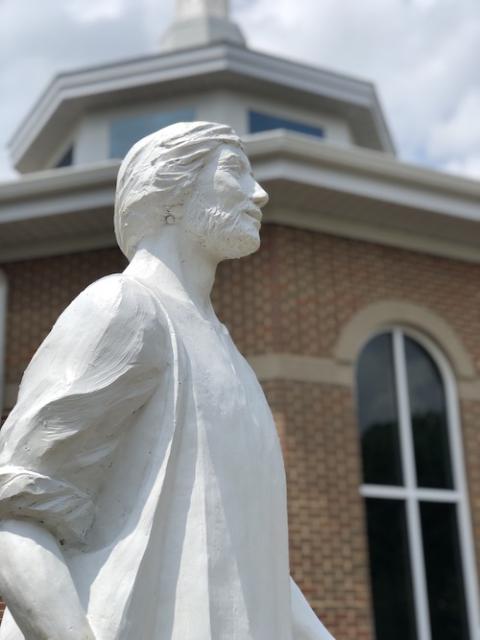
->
<box><xmin>114</xmin><ymin>121</ymin><xmax>269</xmax><ymax>261</ymax></box>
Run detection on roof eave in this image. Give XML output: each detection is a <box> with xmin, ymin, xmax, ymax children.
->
<box><xmin>9</xmin><ymin>44</ymin><xmax>395</xmax><ymax>172</ymax></box>
<box><xmin>0</xmin><ymin>132</ymin><xmax>477</xmax><ymax>264</ymax></box>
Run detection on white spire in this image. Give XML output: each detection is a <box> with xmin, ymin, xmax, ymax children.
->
<box><xmin>176</xmin><ymin>0</ymin><xmax>229</xmax><ymax>20</ymax></box>
<box><xmin>161</xmin><ymin>0</ymin><xmax>246</xmax><ymax>51</ymax></box>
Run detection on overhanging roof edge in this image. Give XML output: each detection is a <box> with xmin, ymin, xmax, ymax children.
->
<box><xmin>2</xmin><ymin>133</ymin><xmax>477</xmax><ymax>215</ymax></box>
<box><xmin>9</xmin><ymin>44</ymin><xmax>394</xmax><ymax>170</ymax></box>
<box><xmin>0</xmin><ymin>134</ymin><xmax>478</xmax><ymax>263</ymax></box>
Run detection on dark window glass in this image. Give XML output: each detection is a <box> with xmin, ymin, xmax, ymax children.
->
<box><xmin>420</xmin><ymin>502</ymin><xmax>469</xmax><ymax>640</ymax></box>
<box><xmin>109</xmin><ymin>108</ymin><xmax>195</xmax><ymax>159</ymax></box>
<box><xmin>357</xmin><ymin>333</ymin><xmax>403</xmax><ymax>485</ymax></box>
<box><xmin>366</xmin><ymin>499</ymin><xmax>418</xmax><ymax>640</ymax></box>
<box><xmin>249</xmin><ymin>110</ymin><xmax>324</xmax><ymax>139</ymax></box>
<box><xmin>55</xmin><ymin>146</ymin><xmax>73</xmax><ymax>168</ymax></box>
<box><xmin>405</xmin><ymin>337</ymin><xmax>453</xmax><ymax>489</ymax></box>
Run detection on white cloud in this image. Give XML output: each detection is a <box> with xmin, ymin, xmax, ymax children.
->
<box><xmin>428</xmin><ymin>88</ymin><xmax>480</xmax><ymax>159</ymax></box>
<box><xmin>444</xmin><ymin>155</ymin><xmax>480</xmax><ymax>180</ymax></box>
<box><xmin>67</xmin><ymin>0</ymin><xmax>128</xmax><ymax>23</ymax></box>
<box><xmin>410</xmin><ymin>0</ymin><xmax>438</xmax><ymax>11</ymax></box>
<box><xmin>0</xmin><ymin>0</ymin><xmax>479</xmax><ymax>179</ymax></box>
<box><xmin>0</xmin><ymin>0</ymin><xmax>172</xmax><ymax>178</ymax></box>
<box><xmin>236</xmin><ymin>0</ymin><xmax>480</xmax><ymax>178</ymax></box>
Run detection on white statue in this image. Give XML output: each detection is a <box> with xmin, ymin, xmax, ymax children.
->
<box><xmin>0</xmin><ymin>122</ymin><xmax>334</xmax><ymax>640</ymax></box>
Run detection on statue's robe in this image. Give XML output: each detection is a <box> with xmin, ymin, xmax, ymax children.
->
<box><xmin>0</xmin><ymin>270</ymin><xmax>333</xmax><ymax>640</ymax></box>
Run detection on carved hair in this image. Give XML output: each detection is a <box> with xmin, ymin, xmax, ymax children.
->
<box><xmin>114</xmin><ymin>121</ymin><xmax>242</xmax><ymax>259</ymax></box>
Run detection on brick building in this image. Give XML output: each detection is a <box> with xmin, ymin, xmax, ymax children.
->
<box><xmin>1</xmin><ymin>1</ymin><xmax>480</xmax><ymax>638</ymax></box>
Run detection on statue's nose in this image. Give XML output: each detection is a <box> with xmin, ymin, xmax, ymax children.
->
<box><xmin>252</xmin><ymin>182</ymin><xmax>269</xmax><ymax>208</ymax></box>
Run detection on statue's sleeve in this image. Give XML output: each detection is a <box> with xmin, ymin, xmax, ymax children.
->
<box><xmin>0</xmin><ymin>274</ymin><xmax>165</xmax><ymax>547</ymax></box>
<box><xmin>290</xmin><ymin>578</ymin><xmax>335</xmax><ymax>639</ymax></box>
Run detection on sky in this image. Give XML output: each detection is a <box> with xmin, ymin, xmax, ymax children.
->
<box><xmin>0</xmin><ymin>0</ymin><xmax>479</xmax><ymax>181</ymax></box>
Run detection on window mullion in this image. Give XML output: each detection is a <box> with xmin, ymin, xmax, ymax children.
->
<box><xmin>393</xmin><ymin>329</ymin><xmax>431</xmax><ymax>640</ymax></box>
<box><xmin>361</xmin><ymin>484</ymin><xmax>460</xmax><ymax>503</ymax></box>
<box><xmin>445</xmin><ymin>372</ymin><xmax>480</xmax><ymax>637</ymax></box>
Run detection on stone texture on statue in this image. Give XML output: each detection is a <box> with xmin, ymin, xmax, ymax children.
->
<box><xmin>0</xmin><ymin>122</ymin><xmax>334</xmax><ymax>640</ymax></box>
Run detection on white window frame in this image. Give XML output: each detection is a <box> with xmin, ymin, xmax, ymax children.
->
<box><xmin>358</xmin><ymin>326</ymin><xmax>480</xmax><ymax>640</ymax></box>
<box><xmin>0</xmin><ymin>271</ymin><xmax>7</xmax><ymax>416</ymax></box>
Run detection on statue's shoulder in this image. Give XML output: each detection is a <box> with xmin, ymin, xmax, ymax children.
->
<box><xmin>65</xmin><ymin>273</ymin><xmax>161</xmax><ymax>324</ymax></box>
<box><xmin>46</xmin><ymin>273</ymin><xmax>167</xmax><ymax>354</ymax></box>
<box><xmin>19</xmin><ymin>274</ymin><xmax>167</xmax><ymax>392</ymax></box>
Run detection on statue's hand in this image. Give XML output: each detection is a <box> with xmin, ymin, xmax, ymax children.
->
<box><xmin>0</xmin><ymin>520</ymin><xmax>96</xmax><ymax>640</ymax></box>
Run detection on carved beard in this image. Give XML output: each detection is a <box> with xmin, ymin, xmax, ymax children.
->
<box><xmin>182</xmin><ymin>202</ymin><xmax>261</xmax><ymax>261</ymax></box>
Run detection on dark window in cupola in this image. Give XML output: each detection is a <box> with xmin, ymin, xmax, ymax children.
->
<box><xmin>55</xmin><ymin>146</ymin><xmax>74</xmax><ymax>168</ymax></box>
<box><xmin>249</xmin><ymin>110</ymin><xmax>324</xmax><ymax>139</ymax></box>
<box><xmin>109</xmin><ymin>109</ymin><xmax>195</xmax><ymax>159</ymax></box>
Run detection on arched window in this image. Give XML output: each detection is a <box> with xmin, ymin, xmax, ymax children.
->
<box><xmin>356</xmin><ymin>328</ymin><xmax>479</xmax><ymax>640</ymax></box>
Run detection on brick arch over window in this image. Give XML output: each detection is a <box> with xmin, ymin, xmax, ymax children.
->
<box><xmin>0</xmin><ymin>271</ymin><xmax>6</xmax><ymax>416</ymax></box>
<box><xmin>334</xmin><ymin>300</ymin><xmax>476</xmax><ymax>382</ymax></box>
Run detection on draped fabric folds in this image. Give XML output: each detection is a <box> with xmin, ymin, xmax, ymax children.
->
<box><xmin>0</xmin><ymin>276</ymin><xmax>165</xmax><ymax>547</ymax></box>
<box><xmin>0</xmin><ymin>272</ymin><xmax>334</xmax><ymax>640</ymax></box>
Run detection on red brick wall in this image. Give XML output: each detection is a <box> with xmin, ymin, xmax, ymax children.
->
<box><xmin>2</xmin><ymin>249</ymin><xmax>127</xmax><ymax>383</ymax></box>
<box><xmin>265</xmin><ymin>380</ymin><xmax>373</xmax><ymax>640</ymax></box>
<box><xmin>1</xmin><ymin>224</ymin><xmax>480</xmax><ymax>638</ymax></box>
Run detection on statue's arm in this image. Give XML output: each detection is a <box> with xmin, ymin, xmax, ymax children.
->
<box><xmin>0</xmin><ymin>520</ymin><xmax>95</xmax><ymax>640</ymax></box>
<box><xmin>290</xmin><ymin>578</ymin><xmax>335</xmax><ymax>640</ymax></box>
<box><xmin>0</xmin><ymin>275</ymin><xmax>164</xmax><ymax>638</ymax></box>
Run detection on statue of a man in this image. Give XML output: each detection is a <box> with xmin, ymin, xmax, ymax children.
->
<box><xmin>0</xmin><ymin>122</ymin><xmax>334</xmax><ymax>640</ymax></box>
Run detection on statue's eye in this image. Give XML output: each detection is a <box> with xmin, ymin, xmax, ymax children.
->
<box><xmin>219</xmin><ymin>156</ymin><xmax>244</xmax><ymax>174</ymax></box>
<box><xmin>224</xmin><ymin>163</ymin><xmax>243</xmax><ymax>176</ymax></box>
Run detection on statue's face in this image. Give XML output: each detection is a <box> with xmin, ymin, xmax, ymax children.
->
<box><xmin>182</xmin><ymin>144</ymin><xmax>269</xmax><ymax>260</ymax></box>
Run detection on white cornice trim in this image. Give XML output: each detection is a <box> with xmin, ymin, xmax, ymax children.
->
<box><xmin>4</xmin><ymin>366</ymin><xmax>479</xmax><ymax>413</ymax></box>
<box><xmin>4</xmin><ymin>363</ymin><xmax>480</xmax><ymax>408</ymax></box>
<box><xmin>3</xmin><ymin>134</ymin><xmax>479</xmax><ymax>207</ymax></box>
<box><xmin>247</xmin><ymin>131</ymin><xmax>480</xmax><ymax>212</ymax></box>
<box><xmin>0</xmin><ymin>162</ymin><xmax>118</xmax><ymax>225</ymax></box>
<box><xmin>0</xmin><ymin>161</ymin><xmax>119</xmax><ymax>199</ymax></box>
<box><xmin>248</xmin><ymin>353</ymin><xmax>353</xmax><ymax>387</ymax></box>
<box><xmin>0</xmin><ymin>133</ymin><xmax>478</xmax><ymax>263</ymax></box>
<box><xmin>9</xmin><ymin>44</ymin><xmax>393</xmax><ymax>170</ymax></box>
